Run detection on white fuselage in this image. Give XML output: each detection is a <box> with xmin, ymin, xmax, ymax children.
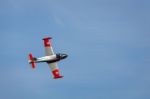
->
<box><xmin>35</xmin><ymin>54</ymin><xmax>58</xmax><ymax>63</ymax></box>
<box><xmin>28</xmin><ymin>53</ymin><xmax>67</xmax><ymax>64</ymax></box>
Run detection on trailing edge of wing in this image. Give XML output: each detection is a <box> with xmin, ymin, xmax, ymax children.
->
<box><xmin>48</xmin><ymin>63</ymin><xmax>63</xmax><ymax>79</ymax></box>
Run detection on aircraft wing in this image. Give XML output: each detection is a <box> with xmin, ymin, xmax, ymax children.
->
<box><xmin>48</xmin><ymin>62</ymin><xmax>63</xmax><ymax>79</ymax></box>
<box><xmin>43</xmin><ymin>37</ymin><xmax>54</xmax><ymax>56</ymax></box>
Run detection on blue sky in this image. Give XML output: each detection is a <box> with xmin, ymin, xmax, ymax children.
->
<box><xmin>0</xmin><ymin>0</ymin><xmax>150</xmax><ymax>99</ymax></box>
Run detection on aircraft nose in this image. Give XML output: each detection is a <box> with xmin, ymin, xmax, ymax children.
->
<box><xmin>61</xmin><ymin>54</ymin><xmax>68</xmax><ymax>59</ymax></box>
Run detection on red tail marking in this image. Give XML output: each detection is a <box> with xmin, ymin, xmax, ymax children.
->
<box><xmin>52</xmin><ymin>69</ymin><xmax>63</xmax><ymax>79</ymax></box>
<box><xmin>31</xmin><ymin>62</ymin><xmax>35</xmax><ymax>69</ymax></box>
<box><xmin>29</xmin><ymin>53</ymin><xmax>36</xmax><ymax>69</ymax></box>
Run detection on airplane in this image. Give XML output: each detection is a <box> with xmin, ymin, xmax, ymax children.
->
<box><xmin>28</xmin><ymin>37</ymin><xmax>68</xmax><ymax>79</ymax></box>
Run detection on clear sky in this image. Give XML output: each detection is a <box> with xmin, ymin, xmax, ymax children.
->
<box><xmin>0</xmin><ymin>0</ymin><xmax>150</xmax><ymax>99</ymax></box>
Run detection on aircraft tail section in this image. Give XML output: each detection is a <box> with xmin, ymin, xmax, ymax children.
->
<box><xmin>28</xmin><ymin>53</ymin><xmax>36</xmax><ymax>69</ymax></box>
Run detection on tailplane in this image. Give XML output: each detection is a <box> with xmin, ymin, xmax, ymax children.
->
<box><xmin>28</xmin><ymin>53</ymin><xmax>36</xmax><ymax>69</ymax></box>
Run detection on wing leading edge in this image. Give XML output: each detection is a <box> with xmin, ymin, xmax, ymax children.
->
<box><xmin>43</xmin><ymin>37</ymin><xmax>63</xmax><ymax>79</ymax></box>
<box><xmin>48</xmin><ymin>63</ymin><xmax>63</xmax><ymax>79</ymax></box>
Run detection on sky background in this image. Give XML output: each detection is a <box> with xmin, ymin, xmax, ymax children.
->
<box><xmin>0</xmin><ymin>0</ymin><xmax>150</xmax><ymax>99</ymax></box>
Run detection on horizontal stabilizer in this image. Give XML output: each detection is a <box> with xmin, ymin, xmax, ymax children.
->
<box><xmin>28</xmin><ymin>53</ymin><xmax>36</xmax><ymax>69</ymax></box>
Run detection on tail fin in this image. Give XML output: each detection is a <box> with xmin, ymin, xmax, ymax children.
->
<box><xmin>28</xmin><ymin>53</ymin><xmax>36</xmax><ymax>69</ymax></box>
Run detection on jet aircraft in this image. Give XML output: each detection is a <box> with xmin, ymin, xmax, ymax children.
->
<box><xmin>28</xmin><ymin>37</ymin><xmax>68</xmax><ymax>79</ymax></box>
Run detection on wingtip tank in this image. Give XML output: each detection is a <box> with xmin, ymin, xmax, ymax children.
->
<box><xmin>42</xmin><ymin>37</ymin><xmax>52</xmax><ymax>40</ymax></box>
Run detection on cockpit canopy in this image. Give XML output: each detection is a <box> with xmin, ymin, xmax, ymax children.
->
<box><xmin>56</xmin><ymin>53</ymin><xmax>68</xmax><ymax>59</ymax></box>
